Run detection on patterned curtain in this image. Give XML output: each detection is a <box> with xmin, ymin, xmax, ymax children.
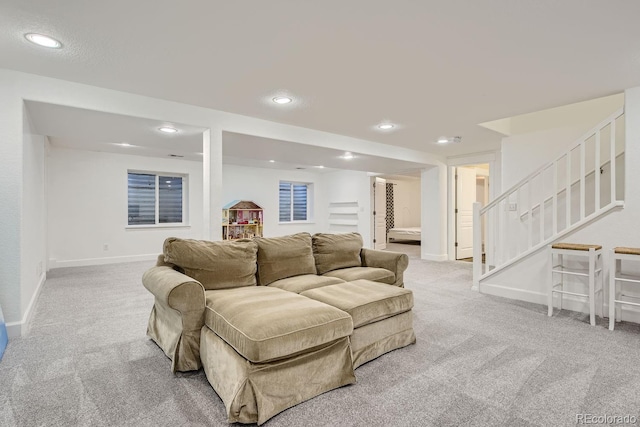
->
<box><xmin>386</xmin><ymin>183</ymin><xmax>394</xmax><ymax>234</ymax></box>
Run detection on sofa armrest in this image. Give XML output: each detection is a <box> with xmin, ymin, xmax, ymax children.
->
<box><xmin>143</xmin><ymin>265</ymin><xmax>206</xmax><ymax>372</ymax></box>
<box><xmin>360</xmin><ymin>249</ymin><xmax>409</xmax><ymax>287</ymax></box>
<box><xmin>143</xmin><ymin>266</ymin><xmax>205</xmax><ymax>313</ymax></box>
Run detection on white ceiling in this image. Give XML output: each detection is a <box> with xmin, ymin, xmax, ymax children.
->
<box><xmin>26</xmin><ymin>101</ymin><xmax>428</xmax><ymax>175</ymax></box>
<box><xmin>25</xmin><ymin>101</ymin><xmax>207</xmax><ymax>161</ymax></box>
<box><xmin>222</xmin><ymin>132</ymin><xmax>430</xmax><ymax>175</ymax></box>
<box><xmin>5</xmin><ymin>1</ymin><xmax>640</xmax><ymax>158</ymax></box>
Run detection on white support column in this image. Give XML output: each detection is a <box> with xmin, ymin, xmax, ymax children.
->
<box><xmin>421</xmin><ymin>164</ymin><xmax>447</xmax><ymax>261</ymax></box>
<box><xmin>527</xmin><ymin>179</ymin><xmax>532</xmax><ymax>250</ymax></box>
<box><xmin>610</xmin><ymin>120</ymin><xmax>617</xmax><ymax>202</ymax></box>
<box><xmin>203</xmin><ymin>127</ymin><xmax>223</xmax><ymax>241</ymax></box>
<box><xmin>566</xmin><ymin>153</ymin><xmax>572</xmax><ymax>227</ymax></box>
<box><xmin>0</xmin><ymin>80</ymin><xmax>23</xmax><ymax>336</ymax></box>
<box><xmin>552</xmin><ymin>161</ymin><xmax>558</xmax><ymax>234</ymax></box>
<box><xmin>472</xmin><ymin>202</ymin><xmax>481</xmax><ymax>291</ymax></box>
<box><xmin>595</xmin><ymin>131</ymin><xmax>601</xmax><ymax>210</ymax></box>
<box><xmin>580</xmin><ymin>142</ymin><xmax>586</xmax><ymax>220</ymax></box>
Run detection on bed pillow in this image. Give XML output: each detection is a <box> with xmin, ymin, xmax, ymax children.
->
<box><xmin>312</xmin><ymin>232</ymin><xmax>363</xmax><ymax>275</ymax></box>
<box><xmin>163</xmin><ymin>237</ymin><xmax>257</xmax><ymax>290</ymax></box>
<box><xmin>255</xmin><ymin>233</ymin><xmax>317</xmax><ymax>286</ymax></box>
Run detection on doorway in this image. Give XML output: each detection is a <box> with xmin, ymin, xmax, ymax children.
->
<box><xmin>455</xmin><ymin>164</ymin><xmax>489</xmax><ymax>260</ymax></box>
<box><xmin>372</xmin><ymin>177</ymin><xmax>387</xmax><ymax>250</ymax></box>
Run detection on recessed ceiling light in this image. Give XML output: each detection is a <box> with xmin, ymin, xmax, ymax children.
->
<box><xmin>159</xmin><ymin>126</ymin><xmax>178</xmax><ymax>133</ymax></box>
<box><xmin>25</xmin><ymin>33</ymin><xmax>62</xmax><ymax>49</ymax></box>
<box><xmin>378</xmin><ymin>123</ymin><xmax>395</xmax><ymax>130</ymax></box>
<box><xmin>269</xmin><ymin>160</ymin><xmax>275</xmax><ymax>163</ymax></box>
<box><xmin>341</xmin><ymin>152</ymin><xmax>355</xmax><ymax>160</ymax></box>
<box><xmin>316</xmin><ymin>165</ymin><xmax>325</xmax><ymax>169</ymax></box>
<box><xmin>272</xmin><ymin>96</ymin><xmax>293</xmax><ymax>104</ymax></box>
<box><xmin>437</xmin><ymin>136</ymin><xmax>462</xmax><ymax>144</ymax></box>
<box><xmin>116</xmin><ymin>142</ymin><xmax>133</xmax><ymax>147</ymax></box>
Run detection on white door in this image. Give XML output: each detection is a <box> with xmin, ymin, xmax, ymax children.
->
<box><xmin>373</xmin><ymin>177</ymin><xmax>387</xmax><ymax>250</ymax></box>
<box><xmin>456</xmin><ymin>167</ymin><xmax>476</xmax><ymax>259</ymax></box>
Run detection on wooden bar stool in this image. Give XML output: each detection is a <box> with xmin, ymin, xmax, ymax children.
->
<box><xmin>609</xmin><ymin>247</ymin><xmax>640</xmax><ymax>331</ymax></box>
<box><xmin>548</xmin><ymin>243</ymin><xmax>603</xmax><ymax>326</ymax></box>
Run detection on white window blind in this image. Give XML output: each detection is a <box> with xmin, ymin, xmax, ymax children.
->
<box><xmin>128</xmin><ymin>172</ymin><xmax>185</xmax><ymax>225</ymax></box>
<box><xmin>279</xmin><ymin>181</ymin><xmax>309</xmax><ymax>222</ymax></box>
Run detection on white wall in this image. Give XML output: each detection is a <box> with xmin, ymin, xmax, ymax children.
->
<box><xmin>501</xmin><ymin>127</ymin><xmax>586</xmax><ymax>189</ymax></box>
<box><xmin>222</xmin><ymin>164</ymin><xmax>325</xmax><ymax>237</ymax></box>
<box><xmin>422</xmin><ymin>165</ymin><xmax>448</xmax><ymax>261</ymax></box>
<box><xmin>482</xmin><ymin>86</ymin><xmax>640</xmax><ymax>323</ymax></box>
<box><xmin>20</xmin><ymin>107</ymin><xmax>48</xmax><ymax>331</ymax></box>
<box><xmin>387</xmin><ymin>178</ymin><xmax>421</xmax><ymax>227</ymax></box>
<box><xmin>48</xmin><ymin>147</ymin><xmax>203</xmax><ymax>267</ymax></box>
<box><xmin>321</xmin><ymin>170</ymin><xmax>372</xmax><ymax>247</ymax></box>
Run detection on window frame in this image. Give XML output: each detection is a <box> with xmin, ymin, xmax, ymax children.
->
<box><xmin>126</xmin><ymin>170</ymin><xmax>189</xmax><ymax>229</ymax></box>
<box><xmin>278</xmin><ymin>181</ymin><xmax>314</xmax><ymax>224</ymax></box>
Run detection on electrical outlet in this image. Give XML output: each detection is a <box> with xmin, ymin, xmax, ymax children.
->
<box><xmin>508</xmin><ymin>203</ymin><xmax>517</xmax><ymax>211</ymax></box>
<box><xmin>103</xmin><ymin>244</ymin><xmax>109</xmax><ymax>251</ymax></box>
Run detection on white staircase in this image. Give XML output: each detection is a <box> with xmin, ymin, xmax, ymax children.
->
<box><xmin>473</xmin><ymin>108</ymin><xmax>625</xmax><ymax>289</ymax></box>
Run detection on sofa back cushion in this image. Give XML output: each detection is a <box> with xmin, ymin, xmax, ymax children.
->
<box><xmin>255</xmin><ymin>233</ymin><xmax>317</xmax><ymax>286</ymax></box>
<box><xmin>163</xmin><ymin>237</ymin><xmax>257</xmax><ymax>290</ymax></box>
<box><xmin>312</xmin><ymin>232</ymin><xmax>363</xmax><ymax>275</ymax></box>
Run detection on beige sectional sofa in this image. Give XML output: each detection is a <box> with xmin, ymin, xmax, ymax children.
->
<box><xmin>143</xmin><ymin>232</ymin><xmax>415</xmax><ymax>425</ymax></box>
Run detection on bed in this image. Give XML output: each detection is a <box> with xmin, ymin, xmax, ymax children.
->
<box><xmin>387</xmin><ymin>227</ymin><xmax>421</xmax><ymax>243</ymax></box>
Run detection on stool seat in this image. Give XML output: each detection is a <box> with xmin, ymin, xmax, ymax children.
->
<box><xmin>552</xmin><ymin>243</ymin><xmax>602</xmax><ymax>251</ymax></box>
<box><xmin>614</xmin><ymin>247</ymin><xmax>640</xmax><ymax>255</ymax></box>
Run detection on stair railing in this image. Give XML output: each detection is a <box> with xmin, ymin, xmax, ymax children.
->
<box><xmin>473</xmin><ymin>108</ymin><xmax>624</xmax><ymax>288</ymax></box>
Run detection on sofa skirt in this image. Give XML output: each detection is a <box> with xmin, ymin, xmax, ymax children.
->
<box><xmin>147</xmin><ymin>301</ymin><xmax>203</xmax><ymax>372</ymax></box>
<box><xmin>200</xmin><ymin>326</ymin><xmax>356</xmax><ymax>425</ymax></box>
<box><xmin>350</xmin><ymin>310</ymin><xmax>416</xmax><ymax>369</ymax></box>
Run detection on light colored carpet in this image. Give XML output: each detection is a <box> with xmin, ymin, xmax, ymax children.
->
<box><xmin>2</xmin><ymin>254</ymin><xmax>640</xmax><ymax>426</ymax></box>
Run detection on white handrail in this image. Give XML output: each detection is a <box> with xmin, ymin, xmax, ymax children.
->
<box><xmin>480</xmin><ymin>107</ymin><xmax>623</xmax><ymax>215</ymax></box>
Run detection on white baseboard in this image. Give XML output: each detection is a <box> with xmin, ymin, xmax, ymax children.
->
<box><xmin>480</xmin><ymin>281</ymin><xmax>640</xmax><ymax>325</ymax></box>
<box><xmin>5</xmin><ymin>271</ymin><xmax>46</xmax><ymax>338</ymax></box>
<box><xmin>422</xmin><ymin>253</ymin><xmax>448</xmax><ymax>261</ymax></box>
<box><xmin>6</xmin><ymin>321</ymin><xmax>22</xmax><ymax>338</ymax></box>
<box><xmin>479</xmin><ymin>282</ymin><xmax>546</xmax><ymax>305</ymax></box>
<box><xmin>49</xmin><ymin>253</ymin><xmax>159</xmax><ymax>269</ymax></box>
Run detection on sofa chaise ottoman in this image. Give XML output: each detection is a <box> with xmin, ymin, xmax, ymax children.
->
<box><xmin>301</xmin><ymin>279</ymin><xmax>415</xmax><ymax>368</ymax></box>
<box><xmin>200</xmin><ymin>285</ymin><xmax>355</xmax><ymax>425</ymax></box>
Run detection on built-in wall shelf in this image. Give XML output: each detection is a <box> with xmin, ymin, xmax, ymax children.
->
<box><xmin>328</xmin><ymin>201</ymin><xmax>359</xmax><ymax>229</ymax></box>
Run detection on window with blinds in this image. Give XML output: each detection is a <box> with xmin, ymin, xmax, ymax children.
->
<box><xmin>128</xmin><ymin>172</ymin><xmax>186</xmax><ymax>225</ymax></box>
<box><xmin>279</xmin><ymin>181</ymin><xmax>310</xmax><ymax>222</ymax></box>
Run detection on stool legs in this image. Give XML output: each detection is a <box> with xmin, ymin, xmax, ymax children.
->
<box><xmin>588</xmin><ymin>248</ymin><xmax>596</xmax><ymax>326</ymax></box>
<box><xmin>548</xmin><ymin>249</ymin><xmax>554</xmax><ymax>317</ymax></box>
<box><xmin>558</xmin><ymin>254</ymin><xmax>563</xmax><ymax>310</ymax></box>
<box><xmin>548</xmin><ymin>245</ymin><xmax>602</xmax><ymax>325</ymax></box>
<box><xmin>609</xmin><ymin>249</ymin><xmax>616</xmax><ymax>330</ymax></box>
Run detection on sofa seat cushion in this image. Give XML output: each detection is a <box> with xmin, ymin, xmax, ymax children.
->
<box><xmin>301</xmin><ymin>279</ymin><xmax>413</xmax><ymax>328</ymax></box>
<box><xmin>163</xmin><ymin>237</ymin><xmax>257</xmax><ymax>290</ymax></box>
<box><xmin>268</xmin><ymin>275</ymin><xmax>345</xmax><ymax>294</ymax></box>
<box><xmin>312</xmin><ymin>232</ymin><xmax>363</xmax><ymax>275</ymax></box>
<box><xmin>204</xmin><ymin>286</ymin><xmax>353</xmax><ymax>363</ymax></box>
<box><xmin>323</xmin><ymin>267</ymin><xmax>395</xmax><ymax>285</ymax></box>
<box><xmin>255</xmin><ymin>233</ymin><xmax>317</xmax><ymax>286</ymax></box>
